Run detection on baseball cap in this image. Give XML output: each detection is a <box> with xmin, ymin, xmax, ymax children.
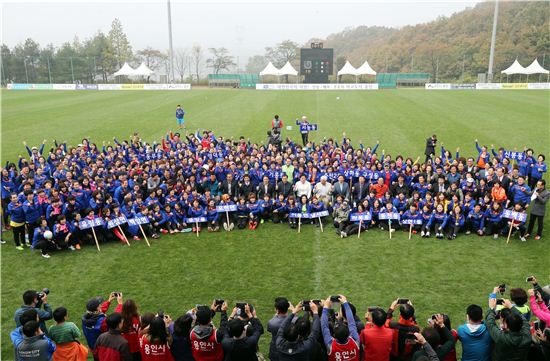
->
<box><xmin>86</xmin><ymin>297</ymin><xmax>103</xmax><ymax>312</ymax></box>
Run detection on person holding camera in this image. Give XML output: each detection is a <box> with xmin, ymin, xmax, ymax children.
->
<box><xmin>82</xmin><ymin>292</ymin><xmax>123</xmax><ymax>355</ymax></box>
<box><xmin>387</xmin><ymin>299</ymin><xmax>420</xmax><ymax>361</ymax></box>
<box><xmin>190</xmin><ymin>301</ymin><xmax>228</xmax><ymax>361</ymax></box>
<box><xmin>139</xmin><ymin>314</ymin><xmax>174</xmax><ymax>361</ymax></box>
<box><xmin>456</xmin><ymin>304</ymin><xmax>492</xmax><ymax>361</ymax></box>
<box><xmin>320</xmin><ymin>295</ymin><xmax>359</xmax><ymax>361</ymax></box>
<box><xmin>15</xmin><ymin>290</ymin><xmax>53</xmax><ymax>336</ymax></box>
<box><xmin>485</xmin><ymin>286</ymin><xmax>531</xmax><ymax>360</ymax></box>
<box><xmin>411</xmin><ymin>314</ymin><xmax>455</xmax><ymax>361</ymax></box>
<box><xmin>222</xmin><ymin>303</ymin><xmax>263</xmax><ymax>361</ymax></box>
<box><xmin>267</xmin><ymin>298</ymin><xmax>290</xmax><ymax>361</ymax></box>
<box><xmin>275</xmin><ymin>300</ymin><xmax>320</xmax><ymax>361</ymax></box>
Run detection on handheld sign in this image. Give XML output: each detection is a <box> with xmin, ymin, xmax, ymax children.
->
<box><xmin>502</xmin><ymin>209</ymin><xmax>527</xmax><ymax>244</ymax></box>
<box><xmin>127</xmin><ymin>216</ymin><xmax>150</xmax><ymax>226</ymax></box>
<box><xmin>379</xmin><ymin>212</ymin><xmax>400</xmax><ymax>239</ymax></box>
<box><xmin>401</xmin><ymin>219</ymin><xmax>423</xmax><ymax>225</ymax></box>
<box><xmin>289</xmin><ymin>213</ymin><xmax>308</xmax><ymax>219</ymax></box>
<box><xmin>107</xmin><ymin>216</ymin><xmax>128</xmax><ymax>229</ymax></box>
<box><xmin>216</xmin><ymin>205</ymin><xmax>238</xmax><ymax>212</ymax></box>
<box><xmin>503</xmin><ymin>151</ymin><xmax>525</xmax><ymax>161</ymax></box>
<box><xmin>79</xmin><ymin>217</ymin><xmax>105</xmax><ymax>230</ymax></box>
<box><xmin>186</xmin><ymin>216</ymin><xmax>207</xmax><ymax>237</ymax></box>
<box><xmin>351</xmin><ymin>212</ymin><xmax>372</xmax><ymax>238</ymax></box>
<box><xmin>300</xmin><ymin>124</ymin><xmax>318</xmax><ymax>132</ymax></box>
<box><xmin>310</xmin><ymin>210</ymin><xmax>328</xmax><ymax>232</ymax></box>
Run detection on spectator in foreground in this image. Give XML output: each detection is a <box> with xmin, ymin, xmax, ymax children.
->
<box><xmin>48</xmin><ymin>307</ymin><xmax>88</xmax><ymax>360</ymax></box>
<box><xmin>82</xmin><ymin>292</ymin><xmax>123</xmax><ymax>353</ymax></box>
<box><xmin>268</xmin><ymin>297</ymin><xmax>290</xmax><ymax>361</ymax></box>
<box><xmin>190</xmin><ymin>303</ymin><xmax>227</xmax><ymax>361</ymax></box>
<box><xmin>411</xmin><ymin>314</ymin><xmax>455</xmax><ymax>360</ymax></box>
<box><xmin>169</xmin><ymin>313</ymin><xmax>194</xmax><ymax>361</ymax></box>
<box><xmin>93</xmin><ymin>313</ymin><xmax>132</xmax><ymax>361</ymax></box>
<box><xmin>456</xmin><ymin>304</ymin><xmax>492</xmax><ymax>361</ymax></box>
<box><xmin>275</xmin><ymin>300</ymin><xmax>320</xmax><ymax>360</ymax></box>
<box><xmin>139</xmin><ymin>315</ymin><xmax>174</xmax><ymax>361</ymax></box>
<box><xmin>222</xmin><ymin>303</ymin><xmax>263</xmax><ymax>361</ymax></box>
<box><xmin>320</xmin><ymin>295</ymin><xmax>360</xmax><ymax>360</ymax></box>
<box><xmin>14</xmin><ymin>290</ymin><xmax>53</xmax><ymax>335</ymax></box>
<box><xmin>386</xmin><ymin>299</ymin><xmax>420</xmax><ymax>360</ymax></box>
<box><xmin>16</xmin><ymin>320</ymin><xmax>56</xmax><ymax>361</ymax></box>
<box><xmin>121</xmin><ymin>299</ymin><xmax>142</xmax><ymax>361</ymax></box>
<box><xmin>11</xmin><ymin>309</ymin><xmax>39</xmax><ymax>361</ymax></box>
<box><xmin>485</xmin><ymin>287</ymin><xmax>531</xmax><ymax>360</ymax></box>
<box><xmin>360</xmin><ymin>307</ymin><xmax>393</xmax><ymax>361</ymax></box>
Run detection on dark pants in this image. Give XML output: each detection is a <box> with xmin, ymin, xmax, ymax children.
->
<box><xmin>1</xmin><ymin>197</ymin><xmax>9</xmax><ymax>225</ymax></box>
<box><xmin>301</xmin><ymin>133</ymin><xmax>308</xmax><ymax>146</ymax></box>
<box><xmin>26</xmin><ymin>221</ymin><xmax>39</xmax><ymax>244</ymax></box>
<box><xmin>12</xmin><ymin>224</ymin><xmax>25</xmax><ymax>246</ymax></box>
<box><xmin>465</xmin><ymin>220</ymin><xmax>483</xmax><ymax>233</ymax></box>
<box><xmin>237</xmin><ymin>216</ymin><xmax>248</xmax><ymax>229</ymax></box>
<box><xmin>485</xmin><ymin>220</ymin><xmax>503</xmax><ymax>235</ymax></box>
<box><xmin>272</xmin><ymin>212</ymin><xmax>287</xmax><ymax>224</ymax></box>
<box><xmin>35</xmin><ymin>240</ymin><xmax>57</xmax><ymax>255</ymax></box>
<box><xmin>527</xmin><ymin>214</ymin><xmax>544</xmax><ymax>237</ymax></box>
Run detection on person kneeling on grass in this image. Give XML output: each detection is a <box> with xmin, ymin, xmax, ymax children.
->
<box><xmin>219</xmin><ymin>194</ymin><xmax>236</xmax><ymax>231</ymax></box>
<box><xmin>420</xmin><ymin>205</ymin><xmax>433</xmax><ymax>238</ymax></box>
<box><xmin>32</xmin><ymin>218</ymin><xmax>57</xmax><ymax>259</ymax></box>
<box><xmin>447</xmin><ymin>205</ymin><xmax>465</xmax><ymax>240</ymax></box>
<box><xmin>501</xmin><ymin>203</ymin><xmax>528</xmax><ymax>242</ymax></box>
<box><xmin>341</xmin><ymin>204</ymin><xmax>368</xmax><ymax>238</ymax></box>
<box><xmin>333</xmin><ymin>200</ymin><xmax>351</xmax><ymax>235</ymax></box>
<box><xmin>401</xmin><ymin>204</ymin><xmax>422</xmax><ymax>234</ymax></box>
<box><xmin>259</xmin><ymin>194</ymin><xmax>273</xmax><ymax>224</ymax></box>
<box><xmin>308</xmin><ymin>196</ymin><xmax>327</xmax><ymax>227</ymax></box>
<box><xmin>206</xmin><ymin>199</ymin><xmax>220</xmax><ymax>232</ymax></box>
<box><xmin>247</xmin><ymin>193</ymin><xmax>261</xmax><ymax>230</ymax></box>
<box><xmin>379</xmin><ymin>202</ymin><xmax>398</xmax><ymax>233</ymax></box>
<box><xmin>187</xmin><ymin>199</ymin><xmax>206</xmax><ymax>233</ymax></box>
<box><xmin>53</xmin><ymin>215</ymin><xmax>81</xmax><ymax>250</ymax></box>
<box><xmin>465</xmin><ymin>204</ymin><xmax>485</xmax><ymax>236</ymax></box>
<box><xmin>236</xmin><ymin>197</ymin><xmax>249</xmax><ymax>230</ymax></box>
<box><xmin>127</xmin><ymin>207</ymin><xmax>159</xmax><ymax>240</ymax></box>
<box><xmin>151</xmin><ymin>204</ymin><xmax>169</xmax><ymax>235</ymax></box>
<box><xmin>427</xmin><ymin>204</ymin><xmax>448</xmax><ymax>239</ymax></box>
<box><xmin>483</xmin><ymin>202</ymin><xmax>504</xmax><ymax>239</ymax></box>
<box><xmin>49</xmin><ymin>307</ymin><xmax>88</xmax><ymax>360</ymax></box>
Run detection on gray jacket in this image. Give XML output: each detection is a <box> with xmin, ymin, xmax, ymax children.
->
<box><xmin>530</xmin><ymin>188</ymin><xmax>549</xmax><ymax>216</ymax></box>
<box><xmin>16</xmin><ymin>334</ymin><xmax>56</xmax><ymax>361</ymax></box>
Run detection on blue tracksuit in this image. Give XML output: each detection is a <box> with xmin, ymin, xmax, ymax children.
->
<box><xmin>510</xmin><ymin>183</ymin><xmax>531</xmax><ymax>205</ymax></box>
<box><xmin>23</xmin><ymin>200</ymin><xmax>41</xmax><ymax>223</ymax></box>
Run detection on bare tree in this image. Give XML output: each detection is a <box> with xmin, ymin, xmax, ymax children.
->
<box><xmin>136</xmin><ymin>47</ymin><xmax>166</xmax><ymax>83</ymax></box>
<box><xmin>191</xmin><ymin>45</ymin><xmax>203</xmax><ymax>83</ymax></box>
<box><xmin>174</xmin><ymin>49</ymin><xmax>188</xmax><ymax>82</ymax></box>
<box><xmin>206</xmin><ymin>47</ymin><xmax>236</xmax><ymax>74</ymax></box>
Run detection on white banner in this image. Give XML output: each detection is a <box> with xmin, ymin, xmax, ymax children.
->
<box><xmin>476</xmin><ymin>83</ymin><xmax>503</xmax><ymax>90</ymax></box>
<box><xmin>143</xmin><ymin>83</ymin><xmax>191</xmax><ymax>90</ymax></box>
<box><xmin>425</xmin><ymin>83</ymin><xmax>451</xmax><ymax>90</ymax></box>
<box><xmin>97</xmin><ymin>84</ymin><xmax>122</xmax><ymax>90</ymax></box>
<box><xmin>256</xmin><ymin>83</ymin><xmax>379</xmax><ymax>90</ymax></box>
<box><xmin>52</xmin><ymin>84</ymin><xmax>76</xmax><ymax>90</ymax></box>
<box><xmin>528</xmin><ymin>83</ymin><xmax>550</xmax><ymax>89</ymax></box>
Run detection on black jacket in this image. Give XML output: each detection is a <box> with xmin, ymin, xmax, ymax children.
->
<box><xmin>276</xmin><ymin>181</ymin><xmax>293</xmax><ymax>199</ymax></box>
<box><xmin>221</xmin><ymin>318</ymin><xmax>263</xmax><ymax>361</ymax></box>
<box><xmin>391</xmin><ymin>182</ymin><xmax>410</xmax><ymax>197</ymax></box>
<box><xmin>220</xmin><ymin>180</ymin><xmax>239</xmax><ymax>199</ymax></box>
<box><xmin>425</xmin><ymin>137</ymin><xmax>436</xmax><ymax>156</ymax></box>
<box><xmin>238</xmin><ymin>182</ymin><xmax>255</xmax><ymax>199</ymax></box>
<box><xmin>275</xmin><ymin>314</ymin><xmax>320</xmax><ymax>361</ymax></box>
<box><xmin>352</xmin><ymin>182</ymin><xmax>369</xmax><ymax>202</ymax></box>
<box><xmin>257</xmin><ymin>183</ymin><xmax>275</xmax><ymax>199</ymax></box>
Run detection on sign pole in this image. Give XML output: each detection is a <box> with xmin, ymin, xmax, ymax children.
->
<box><xmin>138</xmin><ymin>224</ymin><xmax>151</xmax><ymax>247</ymax></box>
<box><xmin>225</xmin><ymin>211</ymin><xmax>230</xmax><ymax>231</ymax></box>
<box><xmin>408</xmin><ymin>224</ymin><xmax>413</xmax><ymax>240</ymax></box>
<box><xmin>506</xmin><ymin>221</ymin><xmax>514</xmax><ymax>244</ymax></box>
<box><xmin>196</xmin><ymin>221</ymin><xmax>199</xmax><ymax>237</ymax></box>
<box><xmin>90</xmin><ymin>226</ymin><xmax>101</xmax><ymax>252</ymax></box>
<box><xmin>298</xmin><ymin>216</ymin><xmax>301</xmax><ymax>233</ymax></box>
<box><xmin>358</xmin><ymin>220</ymin><xmax>362</xmax><ymax>238</ymax></box>
<box><xmin>118</xmin><ymin>225</ymin><xmax>130</xmax><ymax>246</ymax></box>
<box><xmin>318</xmin><ymin>217</ymin><xmax>324</xmax><ymax>233</ymax></box>
<box><xmin>389</xmin><ymin>219</ymin><xmax>392</xmax><ymax>239</ymax></box>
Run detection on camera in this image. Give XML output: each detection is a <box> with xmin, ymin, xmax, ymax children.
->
<box><xmin>526</xmin><ymin>276</ymin><xmax>534</xmax><ymax>282</ymax></box>
<box><xmin>303</xmin><ymin>300</ymin><xmax>311</xmax><ymax>311</ymax></box>
<box><xmin>236</xmin><ymin>302</ymin><xmax>247</xmax><ymax>315</ymax></box>
<box><xmin>498</xmin><ymin>284</ymin><xmax>506</xmax><ymax>295</ymax></box>
<box><xmin>330</xmin><ymin>295</ymin><xmax>340</xmax><ymax>303</ymax></box>
<box><xmin>534</xmin><ymin>321</ymin><xmax>540</xmax><ymax>331</ymax></box>
<box><xmin>112</xmin><ymin>292</ymin><xmax>120</xmax><ymax>298</ymax></box>
<box><xmin>397</xmin><ymin>298</ymin><xmax>409</xmax><ymax>305</ymax></box>
<box><xmin>215</xmin><ymin>299</ymin><xmax>224</xmax><ymax>312</ymax></box>
<box><xmin>37</xmin><ymin>288</ymin><xmax>50</xmax><ymax>300</ymax></box>
<box><xmin>496</xmin><ymin>299</ymin><xmax>505</xmax><ymax>305</ymax></box>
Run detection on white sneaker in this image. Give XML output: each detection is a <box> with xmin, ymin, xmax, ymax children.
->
<box><xmin>420</xmin><ymin>231</ymin><xmax>425</xmax><ymax>237</ymax></box>
<box><xmin>520</xmin><ymin>236</ymin><xmax>526</xmax><ymax>242</ymax></box>
<box><xmin>229</xmin><ymin>223</ymin><xmax>235</xmax><ymax>231</ymax></box>
<box><xmin>426</xmin><ymin>232</ymin><xmax>430</xmax><ymax>237</ymax></box>
<box><xmin>493</xmin><ymin>234</ymin><xmax>498</xmax><ymax>239</ymax></box>
<box><xmin>42</xmin><ymin>253</ymin><xmax>51</xmax><ymax>259</ymax></box>
<box><xmin>69</xmin><ymin>246</ymin><xmax>76</xmax><ymax>251</ymax></box>
<box><xmin>465</xmin><ymin>231</ymin><xmax>471</xmax><ymax>235</ymax></box>
<box><xmin>390</xmin><ymin>228</ymin><xmax>395</xmax><ymax>233</ymax></box>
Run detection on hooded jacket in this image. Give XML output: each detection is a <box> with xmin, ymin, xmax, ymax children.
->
<box><xmin>16</xmin><ymin>333</ymin><xmax>56</xmax><ymax>361</ymax></box>
<box><xmin>456</xmin><ymin>322</ymin><xmax>492</xmax><ymax>361</ymax></box>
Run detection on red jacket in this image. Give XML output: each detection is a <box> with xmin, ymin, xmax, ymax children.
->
<box><xmin>122</xmin><ymin>316</ymin><xmax>141</xmax><ymax>353</ymax></box>
<box><xmin>360</xmin><ymin>323</ymin><xmax>393</xmax><ymax>361</ymax></box>
<box><xmin>99</xmin><ymin>301</ymin><xmax>123</xmax><ymax>333</ymax></box>
<box><xmin>93</xmin><ymin>329</ymin><xmax>132</xmax><ymax>361</ymax></box>
<box><xmin>139</xmin><ymin>335</ymin><xmax>174</xmax><ymax>361</ymax></box>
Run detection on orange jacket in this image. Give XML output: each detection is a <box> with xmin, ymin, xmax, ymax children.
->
<box><xmin>491</xmin><ymin>186</ymin><xmax>507</xmax><ymax>203</ymax></box>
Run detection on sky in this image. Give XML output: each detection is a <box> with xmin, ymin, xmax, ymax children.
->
<box><xmin>2</xmin><ymin>0</ymin><xmax>483</xmax><ymax>62</ymax></box>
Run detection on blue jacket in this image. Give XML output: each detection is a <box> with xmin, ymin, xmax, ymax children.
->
<box><xmin>81</xmin><ymin>312</ymin><xmax>105</xmax><ymax>349</ymax></box>
<box><xmin>428</xmin><ymin>211</ymin><xmax>448</xmax><ymax>228</ymax></box>
<box><xmin>467</xmin><ymin>210</ymin><xmax>485</xmax><ymax>230</ymax></box>
<box><xmin>484</xmin><ymin>209</ymin><xmax>502</xmax><ymax>223</ymax></box>
<box><xmin>510</xmin><ymin>183</ymin><xmax>531</xmax><ymax>205</ymax></box>
<box><xmin>23</xmin><ymin>200</ymin><xmax>41</xmax><ymax>223</ymax></box>
<box><xmin>206</xmin><ymin>207</ymin><xmax>219</xmax><ymax>222</ymax></box>
<box><xmin>14</xmin><ymin>304</ymin><xmax>53</xmax><ymax>335</ymax></box>
<box><xmin>8</xmin><ymin>201</ymin><xmax>26</xmax><ymax>223</ymax></box>
<box><xmin>457</xmin><ymin>322</ymin><xmax>492</xmax><ymax>361</ymax></box>
<box><xmin>531</xmin><ymin>161</ymin><xmax>547</xmax><ymax>179</ymax></box>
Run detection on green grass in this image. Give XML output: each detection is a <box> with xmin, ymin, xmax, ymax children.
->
<box><xmin>1</xmin><ymin>89</ymin><xmax>550</xmax><ymax>360</ymax></box>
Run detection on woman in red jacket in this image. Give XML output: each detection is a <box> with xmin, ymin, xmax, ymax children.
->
<box><xmin>139</xmin><ymin>316</ymin><xmax>174</xmax><ymax>361</ymax></box>
<box><xmin>121</xmin><ymin>299</ymin><xmax>142</xmax><ymax>360</ymax></box>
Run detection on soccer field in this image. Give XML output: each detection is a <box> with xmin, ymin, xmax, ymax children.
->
<box><xmin>1</xmin><ymin>89</ymin><xmax>549</xmax><ymax>359</ymax></box>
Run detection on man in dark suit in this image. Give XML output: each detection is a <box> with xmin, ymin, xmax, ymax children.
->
<box><xmin>237</xmin><ymin>174</ymin><xmax>255</xmax><ymax>199</ymax></box>
<box><xmin>332</xmin><ymin>175</ymin><xmax>350</xmax><ymax>201</ymax></box>
<box><xmin>352</xmin><ymin>176</ymin><xmax>369</xmax><ymax>204</ymax></box>
<box><xmin>257</xmin><ymin>175</ymin><xmax>274</xmax><ymax>199</ymax></box>
<box><xmin>220</xmin><ymin>173</ymin><xmax>238</xmax><ymax>201</ymax></box>
<box><xmin>424</xmin><ymin>134</ymin><xmax>437</xmax><ymax>162</ymax></box>
<box><xmin>391</xmin><ymin>175</ymin><xmax>410</xmax><ymax>197</ymax></box>
<box><xmin>276</xmin><ymin>174</ymin><xmax>293</xmax><ymax>198</ymax></box>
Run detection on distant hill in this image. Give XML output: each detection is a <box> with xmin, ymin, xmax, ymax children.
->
<box><xmin>309</xmin><ymin>1</ymin><xmax>550</xmax><ymax>81</ymax></box>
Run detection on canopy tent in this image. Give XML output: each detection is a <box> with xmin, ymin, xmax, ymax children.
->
<box><xmin>259</xmin><ymin>62</ymin><xmax>281</xmax><ymax>76</ymax></box>
<box><xmin>279</xmin><ymin>61</ymin><xmax>298</xmax><ymax>76</ymax></box>
<box><xmin>501</xmin><ymin>59</ymin><xmax>527</xmax><ymax>75</ymax></box>
<box><xmin>337</xmin><ymin>61</ymin><xmax>358</xmax><ymax>76</ymax></box>
<box><xmin>134</xmin><ymin>62</ymin><xmax>154</xmax><ymax>76</ymax></box>
<box><xmin>356</xmin><ymin>60</ymin><xmax>377</xmax><ymax>75</ymax></box>
<box><xmin>113</xmin><ymin>62</ymin><xmax>137</xmax><ymax>76</ymax></box>
<box><xmin>524</xmin><ymin>59</ymin><xmax>549</xmax><ymax>75</ymax></box>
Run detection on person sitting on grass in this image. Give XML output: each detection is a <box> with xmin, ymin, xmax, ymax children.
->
<box><xmin>247</xmin><ymin>193</ymin><xmax>261</xmax><ymax>230</ymax></box>
<box><xmin>206</xmin><ymin>199</ymin><xmax>220</xmax><ymax>232</ymax></box>
<box><xmin>401</xmin><ymin>204</ymin><xmax>422</xmax><ymax>234</ymax></box>
<box><xmin>483</xmin><ymin>202</ymin><xmax>503</xmax><ymax>239</ymax></box>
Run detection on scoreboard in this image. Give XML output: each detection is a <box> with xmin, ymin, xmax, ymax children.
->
<box><xmin>300</xmin><ymin>44</ymin><xmax>333</xmax><ymax>83</ymax></box>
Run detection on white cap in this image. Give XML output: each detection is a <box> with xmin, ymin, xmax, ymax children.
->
<box><xmin>301</xmin><ymin>115</ymin><xmax>307</xmax><ymax>121</ymax></box>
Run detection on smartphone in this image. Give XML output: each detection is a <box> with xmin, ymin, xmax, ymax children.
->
<box><xmin>534</xmin><ymin>321</ymin><xmax>540</xmax><ymax>331</ymax></box>
<box><xmin>496</xmin><ymin>299</ymin><xmax>505</xmax><ymax>305</ymax></box>
<box><xmin>302</xmin><ymin>300</ymin><xmax>311</xmax><ymax>311</ymax></box>
<box><xmin>236</xmin><ymin>302</ymin><xmax>246</xmax><ymax>314</ymax></box>
<box><xmin>330</xmin><ymin>295</ymin><xmax>340</xmax><ymax>303</ymax></box>
<box><xmin>215</xmin><ymin>299</ymin><xmax>224</xmax><ymax>311</ymax></box>
<box><xmin>526</xmin><ymin>276</ymin><xmax>534</xmax><ymax>282</ymax></box>
<box><xmin>498</xmin><ymin>284</ymin><xmax>506</xmax><ymax>294</ymax></box>
<box><xmin>397</xmin><ymin>298</ymin><xmax>410</xmax><ymax>305</ymax></box>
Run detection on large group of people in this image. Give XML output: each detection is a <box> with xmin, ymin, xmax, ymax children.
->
<box><xmin>9</xmin><ymin>276</ymin><xmax>550</xmax><ymax>361</ymax></box>
<box><xmin>1</xmin><ymin>114</ymin><xmax>548</xmax><ymax>258</ymax></box>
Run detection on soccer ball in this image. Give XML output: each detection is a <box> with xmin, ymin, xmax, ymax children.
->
<box><xmin>336</xmin><ymin>96</ymin><xmax>340</xmax><ymax>100</ymax></box>
<box><xmin>43</xmin><ymin>231</ymin><xmax>53</xmax><ymax>240</ymax></box>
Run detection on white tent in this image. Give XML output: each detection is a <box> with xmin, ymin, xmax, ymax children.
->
<box><xmin>113</xmin><ymin>62</ymin><xmax>137</xmax><ymax>76</ymax></box>
<box><xmin>279</xmin><ymin>61</ymin><xmax>298</xmax><ymax>76</ymax></box>
<box><xmin>259</xmin><ymin>62</ymin><xmax>281</xmax><ymax>76</ymax></box>
<box><xmin>501</xmin><ymin>59</ymin><xmax>528</xmax><ymax>75</ymax></box>
<box><xmin>134</xmin><ymin>63</ymin><xmax>154</xmax><ymax>76</ymax></box>
<box><xmin>337</xmin><ymin>61</ymin><xmax>358</xmax><ymax>76</ymax></box>
<box><xmin>356</xmin><ymin>60</ymin><xmax>377</xmax><ymax>75</ymax></box>
<box><xmin>524</xmin><ymin>59</ymin><xmax>549</xmax><ymax>75</ymax></box>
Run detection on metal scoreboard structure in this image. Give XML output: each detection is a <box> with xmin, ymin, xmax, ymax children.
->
<box><xmin>300</xmin><ymin>43</ymin><xmax>334</xmax><ymax>83</ymax></box>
